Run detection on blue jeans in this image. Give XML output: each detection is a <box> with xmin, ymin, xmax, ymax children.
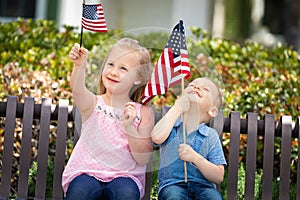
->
<box><xmin>158</xmin><ymin>182</ymin><xmax>223</xmax><ymax>200</ymax></box>
<box><xmin>64</xmin><ymin>174</ymin><xmax>140</xmax><ymax>200</ymax></box>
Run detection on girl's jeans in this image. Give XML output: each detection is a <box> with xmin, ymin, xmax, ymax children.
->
<box><xmin>158</xmin><ymin>182</ymin><xmax>223</xmax><ymax>200</ymax></box>
<box><xmin>64</xmin><ymin>174</ymin><xmax>140</xmax><ymax>200</ymax></box>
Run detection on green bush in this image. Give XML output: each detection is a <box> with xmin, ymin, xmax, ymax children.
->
<box><xmin>219</xmin><ymin>162</ymin><xmax>299</xmax><ymax>200</ymax></box>
<box><xmin>0</xmin><ymin>18</ymin><xmax>299</xmax><ymax>199</ymax></box>
<box><xmin>27</xmin><ymin>158</ymin><xmax>55</xmax><ymax>198</ymax></box>
<box><xmin>1</xmin><ymin>19</ymin><xmax>299</xmax><ymax>120</ymax></box>
<box><xmin>189</xmin><ymin>27</ymin><xmax>300</xmax><ymax>120</ymax></box>
<box><xmin>220</xmin><ymin>163</ymin><xmax>263</xmax><ymax>199</ymax></box>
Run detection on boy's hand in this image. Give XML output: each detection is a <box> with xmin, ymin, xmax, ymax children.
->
<box><xmin>174</xmin><ymin>94</ymin><xmax>197</xmax><ymax>114</ymax></box>
<box><xmin>178</xmin><ymin>143</ymin><xmax>198</xmax><ymax>162</ymax></box>
<box><xmin>69</xmin><ymin>43</ymin><xmax>89</xmax><ymax>67</ymax></box>
<box><xmin>174</xmin><ymin>95</ymin><xmax>190</xmax><ymax>114</ymax></box>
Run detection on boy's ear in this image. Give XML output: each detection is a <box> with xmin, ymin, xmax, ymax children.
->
<box><xmin>208</xmin><ymin>106</ymin><xmax>218</xmax><ymax>118</ymax></box>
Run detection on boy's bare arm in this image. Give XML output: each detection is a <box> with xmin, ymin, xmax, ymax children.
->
<box><xmin>179</xmin><ymin>144</ymin><xmax>225</xmax><ymax>184</ymax></box>
<box><xmin>151</xmin><ymin>96</ymin><xmax>190</xmax><ymax>144</ymax></box>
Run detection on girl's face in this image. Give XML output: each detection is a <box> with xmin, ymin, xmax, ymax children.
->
<box><xmin>102</xmin><ymin>47</ymin><xmax>140</xmax><ymax>95</ymax></box>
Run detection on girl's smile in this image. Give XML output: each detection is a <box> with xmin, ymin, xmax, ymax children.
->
<box><xmin>106</xmin><ymin>77</ymin><xmax>119</xmax><ymax>84</ymax></box>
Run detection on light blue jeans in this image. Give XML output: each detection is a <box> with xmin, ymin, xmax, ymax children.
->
<box><xmin>64</xmin><ymin>174</ymin><xmax>140</xmax><ymax>200</ymax></box>
<box><xmin>158</xmin><ymin>182</ymin><xmax>223</xmax><ymax>200</ymax></box>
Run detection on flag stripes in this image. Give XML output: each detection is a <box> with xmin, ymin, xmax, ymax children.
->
<box><xmin>141</xmin><ymin>20</ymin><xmax>190</xmax><ymax>105</ymax></box>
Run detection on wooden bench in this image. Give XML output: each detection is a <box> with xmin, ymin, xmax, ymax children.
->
<box><xmin>0</xmin><ymin>96</ymin><xmax>299</xmax><ymax>199</ymax></box>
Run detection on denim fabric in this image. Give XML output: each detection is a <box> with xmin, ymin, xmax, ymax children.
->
<box><xmin>64</xmin><ymin>174</ymin><xmax>140</xmax><ymax>200</ymax></box>
<box><xmin>158</xmin><ymin>118</ymin><xmax>226</xmax><ymax>197</ymax></box>
<box><xmin>158</xmin><ymin>182</ymin><xmax>223</xmax><ymax>200</ymax></box>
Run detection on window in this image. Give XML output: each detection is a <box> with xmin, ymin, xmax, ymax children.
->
<box><xmin>0</xmin><ymin>0</ymin><xmax>36</xmax><ymax>19</ymax></box>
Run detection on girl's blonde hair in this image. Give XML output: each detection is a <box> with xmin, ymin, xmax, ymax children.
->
<box><xmin>97</xmin><ymin>38</ymin><xmax>151</xmax><ymax>103</ymax></box>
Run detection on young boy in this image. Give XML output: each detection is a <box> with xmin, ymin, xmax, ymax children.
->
<box><xmin>152</xmin><ymin>77</ymin><xmax>226</xmax><ymax>200</ymax></box>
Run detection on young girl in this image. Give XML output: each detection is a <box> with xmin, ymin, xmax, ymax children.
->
<box><xmin>62</xmin><ymin>38</ymin><xmax>154</xmax><ymax>200</ymax></box>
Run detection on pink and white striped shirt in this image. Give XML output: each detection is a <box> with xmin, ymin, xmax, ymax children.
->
<box><xmin>62</xmin><ymin>95</ymin><xmax>146</xmax><ymax>198</ymax></box>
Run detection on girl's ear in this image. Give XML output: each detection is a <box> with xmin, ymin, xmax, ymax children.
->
<box><xmin>208</xmin><ymin>106</ymin><xmax>218</xmax><ymax>118</ymax></box>
<box><xmin>134</xmin><ymin>80</ymin><xmax>142</xmax><ymax>85</ymax></box>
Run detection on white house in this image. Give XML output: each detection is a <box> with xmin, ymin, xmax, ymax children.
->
<box><xmin>59</xmin><ymin>0</ymin><xmax>214</xmax><ymax>36</ymax></box>
<box><xmin>0</xmin><ymin>0</ymin><xmax>214</xmax><ymax>37</ymax></box>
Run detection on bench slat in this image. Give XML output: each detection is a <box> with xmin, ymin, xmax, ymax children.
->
<box><xmin>142</xmin><ymin>107</ymin><xmax>163</xmax><ymax>200</ymax></box>
<box><xmin>17</xmin><ymin>97</ymin><xmax>34</xmax><ymax>199</ymax></box>
<box><xmin>261</xmin><ymin>114</ymin><xmax>275</xmax><ymax>200</ymax></box>
<box><xmin>152</xmin><ymin>106</ymin><xmax>162</xmax><ymax>125</ymax></box>
<box><xmin>142</xmin><ymin>158</ymin><xmax>152</xmax><ymax>200</ymax></box>
<box><xmin>210</xmin><ymin>111</ymin><xmax>224</xmax><ymax>192</ymax></box>
<box><xmin>279</xmin><ymin>116</ymin><xmax>292</xmax><ymax>200</ymax></box>
<box><xmin>72</xmin><ymin>106</ymin><xmax>82</xmax><ymax>145</ymax></box>
<box><xmin>1</xmin><ymin>96</ymin><xmax>299</xmax><ymax>200</ymax></box>
<box><xmin>296</xmin><ymin>117</ymin><xmax>300</xmax><ymax>200</ymax></box>
<box><xmin>34</xmin><ymin>98</ymin><xmax>52</xmax><ymax>199</ymax></box>
<box><xmin>227</xmin><ymin>111</ymin><xmax>241</xmax><ymax>199</ymax></box>
<box><xmin>52</xmin><ymin>99</ymin><xmax>69</xmax><ymax>199</ymax></box>
<box><xmin>244</xmin><ymin>112</ymin><xmax>258</xmax><ymax>200</ymax></box>
<box><xmin>0</xmin><ymin>96</ymin><xmax>17</xmax><ymax>198</ymax></box>
<box><xmin>211</xmin><ymin>111</ymin><xmax>225</xmax><ymax>138</ymax></box>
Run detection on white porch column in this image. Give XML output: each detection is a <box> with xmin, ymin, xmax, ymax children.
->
<box><xmin>171</xmin><ymin>0</ymin><xmax>212</xmax><ymax>36</ymax></box>
<box><xmin>35</xmin><ymin>0</ymin><xmax>48</xmax><ymax>19</ymax></box>
<box><xmin>58</xmin><ymin>0</ymin><xmax>82</xmax><ymax>31</ymax></box>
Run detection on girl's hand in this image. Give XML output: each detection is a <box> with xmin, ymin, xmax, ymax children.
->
<box><xmin>178</xmin><ymin>143</ymin><xmax>198</xmax><ymax>162</ymax></box>
<box><xmin>123</xmin><ymin>102</ymin><xmax>138</xmax><ymax>130</ymax></box>
<box><xmin>68</xmin><ymin>43</ymin><xmax>89</xmax><ymax>67</ymax></box>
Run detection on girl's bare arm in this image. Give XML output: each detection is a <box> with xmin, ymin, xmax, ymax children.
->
<box><xmin>69</xmin><ymin>43</ymin><xmax>96</xmax><ymax>122</ymax></box>
<box><xmin>124</xmin><ymin>105</ymin><xmax>154</xmax><ymax>165</ymax></box>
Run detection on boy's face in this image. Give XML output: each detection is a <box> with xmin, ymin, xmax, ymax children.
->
<box><xmin>184</xmin><ymin>78</ymin><xmax>218</xmax><ymax>113</ymax></box>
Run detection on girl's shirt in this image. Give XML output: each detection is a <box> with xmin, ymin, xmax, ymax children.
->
<box><xmin>62</xmin><ymin>95</ymin><xmax>146</xmax><ymax>198</ymax></box>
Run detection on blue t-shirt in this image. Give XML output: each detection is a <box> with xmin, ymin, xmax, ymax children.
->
<box><xmin>157</xmin><ymin>118</ymin><xmax>227</xmax><ymax>194</ymax></box>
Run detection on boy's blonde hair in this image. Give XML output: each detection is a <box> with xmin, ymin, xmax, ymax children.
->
<box><xmin>97</xmin><ymin>38</ymin><xmax>151</xmax><ymax>103</ymax></box>
<box><xmin>202</xmin><ymin>77</ymin><xmax>223</xmax><ymax>110</ymax></box>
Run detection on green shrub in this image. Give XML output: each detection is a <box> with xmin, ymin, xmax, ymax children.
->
<box><xmin>0</xmin><ymin>18</ymin><xmax>299</xmax><ymax>199</ymax></box>
<box><xmin>1</xmin><ymin>19</ymin><xmax>299</xmax><ymax>120</ymax></box>
<box><xmin>220</xmin><ymin>163</ymin><xmax>279</xmax><ymax>200</ymax></box>
<box><xmin>28</xmin><ymin>157</ymin><xmax>55</xmax><ymax>198</ymax></box>
<box><xmin>189</xmin><ymin>27</ymin><xmax>300</xmax><ymax>120</ymax></box>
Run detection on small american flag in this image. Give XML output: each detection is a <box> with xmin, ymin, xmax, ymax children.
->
<box><xmin>82</xmin><ymin>1</ymin><xmax>107</xmax><ymax>32</ymax></box>
<box><xmin>141</xmin><ymin>20</ymin><xmax>190</xmax><ymax>104</ymax></box>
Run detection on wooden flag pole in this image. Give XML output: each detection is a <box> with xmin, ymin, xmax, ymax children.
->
<box><xmin>179</xmin><ymin>20</ymin><xmax>188</xmax><ymax>183</ymax></box>
<box><xmin>181</xmin><ymin>76</ymin><xmax>188</xmax><ymax>183</ymax></box>
<box><xmin>79</xmin><ymin>0</ymin><xmax>86</xmax><ymax>48</ymax></box>
<box><xmin>79</xmin><ymin>26</ymin><xmax>83</xmax><ymax>48</ymax></box>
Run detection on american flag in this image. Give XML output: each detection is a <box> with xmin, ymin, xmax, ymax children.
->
<box><xmin>141</xmin><ymin>20</ymin><xmax>190</xmax><ymax>104</ymax></box>
<box><xmin>82</xmin><ymin>1</ymin><xmax>107</xmax><ymax>32</ymax></box>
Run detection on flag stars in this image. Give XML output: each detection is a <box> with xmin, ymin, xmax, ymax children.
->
<box><xmin>141</xmin><ymin>21</ymin><xmax>190</xmax><ymax>104</ymax></box>
<box><xmin>165</xmin><ymin>22</ymin><xmax>188</xmax><ymax>55</ymax></box>
<box><xmin>83</xmin><ymin>5</ymin><xmax>98</xmax><ymax>20</ymax></box>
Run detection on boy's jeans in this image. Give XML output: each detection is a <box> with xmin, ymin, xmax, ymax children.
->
<box><xmin>158</xmin><ymin>182</ymin><xmax>223</xmax><ymax>200</ymax></box>
<box><xmin>64</xmin><ymin>174</ymin><xmax>140</xmax><ymax>200</ymax></box>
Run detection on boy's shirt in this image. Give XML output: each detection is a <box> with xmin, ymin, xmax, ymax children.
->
<box><xmin>157</xmin><ymin>117</ymin><xmax>227</xmax><ymax>194</ymax></box>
